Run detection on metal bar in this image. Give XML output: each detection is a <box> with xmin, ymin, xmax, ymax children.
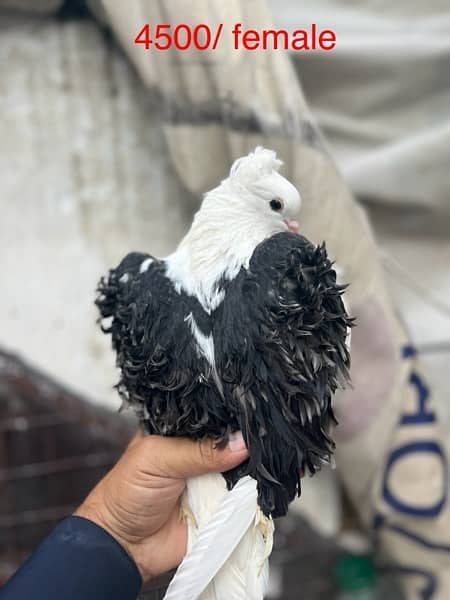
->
<box><xmin>0</xmin><ymin>452</ymin><xmax>120</xmax><ymax>482</ymax></box>
<box><xmin>0</xmin><ymin>414</ymin><xmax>80</xmax><ymax>433</ymax></box>
<box><xmin>0</xmin><ymin>504</ymin><xmax>78</xmax><ymax>528</ymax></box>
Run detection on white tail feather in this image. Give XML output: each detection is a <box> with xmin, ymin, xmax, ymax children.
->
<box><xmin>163</xmin><ymin>474</ymin><xmax>271</xmax><ymax>600</ymax></box>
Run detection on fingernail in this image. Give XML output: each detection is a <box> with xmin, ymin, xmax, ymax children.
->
<box><xmin>228</xmin><ymin>431</ymin><xmax>246</xmax><ymax>452</ymax></box>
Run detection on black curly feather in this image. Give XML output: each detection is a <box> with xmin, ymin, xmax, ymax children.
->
<box><xmin>96</xmin><ymin>233</ymin><xmax>352</xmax><ymax>518</ymax></box>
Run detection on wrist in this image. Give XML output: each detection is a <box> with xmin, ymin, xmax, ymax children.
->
<box><xmin>74</xmin><ymin>501</ymin><xmax>150</xmax><ymax>582</ymax></box>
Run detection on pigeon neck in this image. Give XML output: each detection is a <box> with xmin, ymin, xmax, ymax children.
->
<box><xmin>166</xmin><ymin>199</ymin><xmax>270</xmax><ymax>311</ymax></box>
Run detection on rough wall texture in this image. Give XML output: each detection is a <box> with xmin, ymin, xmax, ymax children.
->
<box><xmin>1</xmin><ymin>15</ymin><xmax>191</xmax><ymax>409</ymax></box>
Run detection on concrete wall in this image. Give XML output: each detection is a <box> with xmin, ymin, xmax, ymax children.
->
<box><xmin>1</xmin><ymin>14</ymin><xmax>191</xmax><ymax>408</ymax></box>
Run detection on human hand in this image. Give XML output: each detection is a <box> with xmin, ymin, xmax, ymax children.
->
<box><xmin>74</xmin><ymin>432</ymin><xmax>248</xmax><ymax>583</ymax></box>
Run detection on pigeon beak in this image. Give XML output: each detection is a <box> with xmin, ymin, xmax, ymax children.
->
<box><xmin>284</xmin><ymin>219</ymin><xmax>299</xmax><ymax>234</ymax></box>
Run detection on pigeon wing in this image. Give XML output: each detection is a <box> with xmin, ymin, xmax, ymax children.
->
<box><xmin>96</xmin><ymin>252</ymin><xmax>231</xmax><ymax>439</ymax></box>
<box><xmin>214</xmin><ymin>232</ymin><xmax>352</xmax><ymax>517</ymax></box>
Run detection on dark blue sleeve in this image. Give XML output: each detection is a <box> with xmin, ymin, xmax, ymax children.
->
<box><xmin>1</xmin><ymin>516</ymin><xmax>142</xmax><ymax>600</ymax></box>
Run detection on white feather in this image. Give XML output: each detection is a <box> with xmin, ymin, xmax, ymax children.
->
<box><xmin>184</xmin><ymin>313</ymin><xmax>216</xmax><ymax>367</ymax></box>
<box><xmin>140</xmin><ymin>257</ymin><xmax>153</xmax><ymax>273</ymax></box>
<box><xmin>184</xmin><ymin>313</ymin><xmax>224</xmax><ymax>396</ymax></box>
<box><xmin>164</xmin><ymin>475</ymin><xmax>271</xmax><ymax>600</ymax></box>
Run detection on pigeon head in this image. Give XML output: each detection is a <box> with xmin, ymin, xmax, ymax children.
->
<box><xmin>227</xmin><ymin>146</ymin><xmax>301</xmax><ymax>234</ymax></box>
<box><xmin>171</xmin><ymin>147</ymin><xmax>303</xmax><ymax>308</ymax></box>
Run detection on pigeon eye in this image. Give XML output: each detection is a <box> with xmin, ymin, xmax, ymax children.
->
<box><xmin>270</xmin><ymin>198</ymin><xmax>283</xmax><ymax>212</ymax></box>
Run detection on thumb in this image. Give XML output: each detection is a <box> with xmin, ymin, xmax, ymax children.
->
<box><xmin>143</xmin><ymin>432</ymin><xmax>249</xmax><ymax>479</ymax></box>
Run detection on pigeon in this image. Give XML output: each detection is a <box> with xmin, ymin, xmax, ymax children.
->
<box><xmin>96</xmin><ymin>147</ymin><xmax>352</xmax><ymax>599</ymax></box>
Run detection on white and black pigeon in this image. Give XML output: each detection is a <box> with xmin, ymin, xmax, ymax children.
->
<box><xmin>96</xmin><ymin>147</ymin><xmax>352</xmax><ymax>600</ymax></box>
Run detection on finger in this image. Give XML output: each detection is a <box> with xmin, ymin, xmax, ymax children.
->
<box><xmin>141</xmin><ymin>432</ymin><xmax>249</xmax><ymax>479</ymax></box>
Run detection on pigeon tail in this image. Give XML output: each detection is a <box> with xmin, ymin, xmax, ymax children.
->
<box><xmin>164</xmin><ymin>474</ymin><xmax>272</xmax><ymax>600</ymax></box>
